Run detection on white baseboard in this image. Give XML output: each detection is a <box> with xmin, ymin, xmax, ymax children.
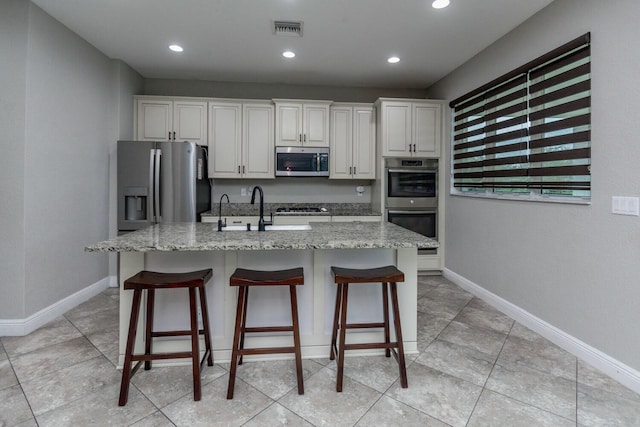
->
<box><xmin>443</xmin><ymin>268</ymin><xmax>640</xmax><ymax>395</ymax></box>
<box><xmin>0</xmin><ymin>276</ymin><xmax>112</xmax><ymax>337</ymax></box>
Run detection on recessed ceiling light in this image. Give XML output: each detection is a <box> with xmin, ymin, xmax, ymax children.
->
<box><xmin>169</xmin><ymin>44</ymin><xmax>184</xmax><ymax>53</ymax></box>
<box><xmin>387</xmin><ymin>56</ymin><xmax>400</xmax><ymax>64</ymax></box>
<box><xmin>282</xmin><ymin>51</ymin><xmax>296</xmax><ymax>58</ymax></box>
<box><xmin>432</xmin><ymin>0</ymin><xmax>450</xmax><ymax>9</ymax></box>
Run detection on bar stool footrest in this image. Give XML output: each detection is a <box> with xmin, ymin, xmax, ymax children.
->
<box><xmin>237</xmin><ymin>346</ymin><xmax>297</xmax><ymax>356</ymax></box>
<box><xmin>344</xmin><ymin>322</ymin><xmax>386</xmax><ymax>330</ymax></box>
<box><xmin>244</xmin><ymin>326</ymin><xmax>294</xmax><ymax>333</ymax></box>
<box><xmin>343</xmin><ymin>342</ymin><xmax>399</xmax><ymax>351</ymax></box>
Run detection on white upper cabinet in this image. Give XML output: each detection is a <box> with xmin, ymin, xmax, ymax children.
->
<box><xmin>413</xmin><ymin>103</ymin><xmax>441</xmax><ymax>157</ymax></box>
<box><xmin>376</xmin><ymin>98</ymin><xmax>443</xmax><ymax>158</ymax></box>
<box><xmin>208</xmin><ymin>100</ymin><xmax>274</xmax><ymax>179</ymax></box>
<box><xmin>330</xmin><ymin>104</ymin><xmax>376</xmax><ymax>179</ymax></box>
<box><xmin>209</xmin><ymin>102</ymin><xmax>242</xmax><ymax>178</ymax></box>
<box><xmin>135</xmin><ymin>97</ymin><xmax>207</xmax><ymax>145</ymax></box>
<box><xmin>274</xmin><ymin>100</ymin><xmax>332</xmax><ymax>147</ymax></box>
<box><xmin>242</xmin><ymin>103</ymin><xmax>274</xmax><ymax>179</ymax></box>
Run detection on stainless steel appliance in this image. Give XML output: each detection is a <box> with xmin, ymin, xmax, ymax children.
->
<box><xmin>276</xmin><ymin>146</ymin><xmax>329</xmax><ymax>176</ymax></box>
<box><xmin>117</xmin><ymin>140</ymin><xmax>210</xmax><ymax>233</ymax></box>
<box><xmin>385</xmin><ymin>158</ymin><xmax>437</xmax><ymax>209</ymax></box>
<box><xmin>275</xmin><ymin>206</ymin><xmax>328</xmax><ymax>214</ymax></box>
<box><xmin>387</xmin><ymin>209</ymin><xmax>437</xmax><ymax>241</ymax></box>
<box><xmin>385</xmin><ymin>158</ymin><xmax>438</xmax><ymax>252</ymax></box>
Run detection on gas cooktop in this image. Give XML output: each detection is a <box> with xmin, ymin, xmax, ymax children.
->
<box><xmin>275</xmin><ymin>206</ymin><xmax>329</xmax><ymax>214</ymax></box>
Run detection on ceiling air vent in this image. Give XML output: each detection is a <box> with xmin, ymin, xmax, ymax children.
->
<box><xmin>273</xmin><ymin>20</ymin><xmax>303</xmax><ymax>37</ymax></box>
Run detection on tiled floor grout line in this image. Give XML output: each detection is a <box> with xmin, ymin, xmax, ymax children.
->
<box><xmin>463</xmin><ymin>320</ymin><xmax>514</xmax><ymax>427</ymax></box>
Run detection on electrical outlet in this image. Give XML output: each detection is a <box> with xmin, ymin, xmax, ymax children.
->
<box><xmin>241</xmin><ymin>187</ymin><xmax>247</xmax><ymax>197</ymax></box>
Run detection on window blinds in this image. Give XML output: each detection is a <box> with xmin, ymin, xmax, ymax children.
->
<box><xmin>451</xmin><ymin>33</ymin><xmax>591</xmax><ymax>197</ymax></box>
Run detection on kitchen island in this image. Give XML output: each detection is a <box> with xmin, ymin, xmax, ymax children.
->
<box><xmin>86</xmin><ymin>221</ymin><xmax>438</xmax><ymax>367</ymax></box>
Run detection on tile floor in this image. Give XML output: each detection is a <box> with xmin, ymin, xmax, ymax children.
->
<box><xmin>2</xmin><ymin>275</ymin><xmax>639</xmax><ymax>426</ymax></box>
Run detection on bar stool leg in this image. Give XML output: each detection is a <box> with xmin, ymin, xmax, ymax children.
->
<box><xmin>188</xmin><ymin>288</ymin><xmax>202</xmax><ymax>401</ymax></box>
<box><xmin>336</xmin><ymin>283</ymin><xmax>349</xmax><ymax>392</ymax></box>
<box><xmin>390</xmin><ymin>282</ymin><xmax>408</xmax><ymax>388</ymax></box>
<box><xmin>144</xmin><ymin>289</ymin><xmax>154</xmax><ymax>370</ymax></box>
<box><xmin>238</xmin><ymin>286</ymin><xmax>249</xmax><ymax>365</ymax></box>
<box><xmin>289</xmin><ymin>285</ymin><xmax>304</xmax><ymax>395</ymax></box>
<box><xmin>329</xmin><ymin>283</ymin><xmax>342</xmax><ymax>361</ymax></box>
<box><xmin>119</xmin><ymin>289</ymin><xmax>142</xmax><ymax>406</ymax></box>
<box><xmin>227</xmin><ymin>286</ymin><xmax>246</xmax><ymax>399</ymax></box>
<box><xmin>198</xmin><ymin>286</ymin><xmax>214</xmax><ymax>366</ymax></box>
<box><xmin>382</xmin><ymin>282</ymin><xmax>391</xmax><ymax>358</ymax></box>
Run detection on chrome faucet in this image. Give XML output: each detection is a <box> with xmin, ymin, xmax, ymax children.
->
<box><xmin>250</xmin><ymin>186</ymin><xmax>272</xmax><ymax>231</ymax></box>
<box><xmin>217</xmin><ymin>193</ymin><xmax>230</xmax><ymax>232</ymax></box>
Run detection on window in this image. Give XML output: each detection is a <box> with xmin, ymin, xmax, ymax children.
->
<box><xmin>451</xmin><ymin>33</ymin><xmax>591</xmax><ymax>202</ymax></box>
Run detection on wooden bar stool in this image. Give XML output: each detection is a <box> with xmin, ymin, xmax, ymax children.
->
<box><xmin>118</xmin><ymin>269</ymin><xmax>214</xmax><ymax>406</ymax></box>
<box><xmin>329</xmin><ymin>265</ymin><xmax>408</xmax><ymax>392</ymax></box>
<box><xmin>227</xmin><ymin>267</ymin><xmax>304</xmax><ymax>399</ymax></box>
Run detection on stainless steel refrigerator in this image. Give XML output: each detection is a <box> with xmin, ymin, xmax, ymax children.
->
<box><xmin>117</xmin><ymin>140</ymin><xmax>210</xmax><ymax>233</ymax></box>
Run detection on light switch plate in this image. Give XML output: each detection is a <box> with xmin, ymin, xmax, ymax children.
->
<box><xmin>612</xmin><ymin>196</ymin><xmax>640</xmax><ymax>216</ymax></box>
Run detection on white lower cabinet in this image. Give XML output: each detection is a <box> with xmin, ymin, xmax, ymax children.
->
<box><xmin>201</xmin><ymin>215</ymin><xmax>260</xmax><ymax>227</ymax></box>
<box><xmin>273</xmin><ymin>215</ymin><xmax>331</xmax><ymax>225</ymax></box>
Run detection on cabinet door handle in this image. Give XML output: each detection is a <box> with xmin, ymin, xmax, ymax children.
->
<box><xmin>238</xmin><ymin>166</ymin><xmax>241</xmax><ymax>174</ymax></box>
<box><xmin>242</xmin><ymin>165</ymin><xmax>245</xmax><ymax>173</ymax></box>
<box><xmin>353</xmin><ymin>166</ymin><xmax>356</xmax><ymax>174</ymax></box>
<box><xmin>168</xmin><ymin>131</ymin><xmax>171</xmax><ymax>140</ymax></box>
<box><xmin>173</xmin><ymin>131</ymin><xmax>176</xmax><ymax>140</ymax></box>
<box><xmin>299</xmin><ymin>134</ymin><xmax>302</xmax><ymax>142</ymax></box>
<box><xmin>349</xmin><ymin>167</ymin><xmax>352</xmax><ymax>175</ymax></box>
<box><xmin>303</xmin><ymin>134</ymin><xmax>306</xmax><ymax>143</ymax></box>
<box><xmin>413</xmin><ymin>144</ymin><xmax>416</xmax><ymax>152</ymax></box>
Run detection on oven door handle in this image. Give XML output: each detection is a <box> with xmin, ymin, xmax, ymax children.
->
<box><xmin>387</xmin><ymin>168</ymin><xmax>438</xmax><ymax>174</ymax></box>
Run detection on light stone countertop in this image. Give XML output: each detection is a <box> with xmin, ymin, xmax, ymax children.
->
<box><xmin>85</xmin><ymin>221</ymin><xmax>437</xmax><ymax>252</ymax></box>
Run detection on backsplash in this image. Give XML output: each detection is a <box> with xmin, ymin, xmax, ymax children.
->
<box><xmin>211</xmin><ymin>178</ymin><xmax>373</xmax><ymax>204</ymax></box>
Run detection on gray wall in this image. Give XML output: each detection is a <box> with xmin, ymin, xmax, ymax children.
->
<box><xmin>0</xmin><ymin>1</ymin><xmax>142</xmax><ymax>319</ymax></box>
<box><xmin>0</xmin><ymin>0</ymin><xmax>29</xmax><ymax>318</ymax></box>
<box><xmin>144</xmin><ymin>79</ymin><xmax>427</xmax><ymax>103</ymax></box>
<box><xmin>428</xmin><ymin>0</ymin><xmax>640</xmax><ymax>371</ymax></box>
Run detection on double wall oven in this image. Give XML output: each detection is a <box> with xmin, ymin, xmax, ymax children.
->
<box><xmin>385</xmin><ymin>158</ymin><xmax>438</xmax><ymax>253</ymax></box>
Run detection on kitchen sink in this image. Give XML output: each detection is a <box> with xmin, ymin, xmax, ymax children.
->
<box><xmin>221</xmin><ymin>224</ymin><xmax>312</xmax><ymax>231</ymax></box>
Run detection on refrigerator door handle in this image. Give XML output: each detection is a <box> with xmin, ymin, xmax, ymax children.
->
<box><xmin>154</xmin><ymin>149</ymin><xmax>162</xmax><ymax>222</ymax></box>
<box><xmin>149</xmin><ymin>148</ymin><xmax>156</xmax><ymax>222</ymax></box>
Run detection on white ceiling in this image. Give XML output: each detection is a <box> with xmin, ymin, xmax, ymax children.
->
<box><xmin>31</xmin><ymin>0</ymin><xmax>554</xmax><ymax>89</ymax></box>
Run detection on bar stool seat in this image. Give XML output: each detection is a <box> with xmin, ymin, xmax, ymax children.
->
<box><xmin>119</xmin><ymin>269</ymin><xmax>214</xmax><ymax>406</ymax></box>
<box><xmin>227</xmin><ymin>267</ymin><xmax>304</xmax><ymax>399</ymax></box>
<box><xmin>330</xmin><ymin>265</ymin><xmax>407</xmax><ymax>392</ymax></box>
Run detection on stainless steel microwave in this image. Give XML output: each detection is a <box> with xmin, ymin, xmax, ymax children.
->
<box><xmin>276</xmin><ymin>147</ymin><xmax>329</xmax><ymax>176</ymax></box>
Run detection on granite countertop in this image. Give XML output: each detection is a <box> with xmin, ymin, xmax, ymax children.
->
<box><xmin>85</xmin><ymin>221</ymin><xmax>437</xmax><ymax>252</ymax></box>
<box><xmin>201</xmin><ymin>203</ymin><xmax>380</xmax><ymax>218</ymax></box>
